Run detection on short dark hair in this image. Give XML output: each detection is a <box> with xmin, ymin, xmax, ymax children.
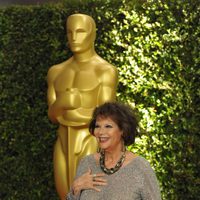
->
<box><xmin>89</xmin><ymin>102</ymin><xmax>139</xmax><ymax>146</ymax></box>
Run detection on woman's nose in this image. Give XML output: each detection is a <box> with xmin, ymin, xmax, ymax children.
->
<box><xmin>98</xmin><ymin>127</ymin><xmax>105</xmax><ymax>135</ymax></box>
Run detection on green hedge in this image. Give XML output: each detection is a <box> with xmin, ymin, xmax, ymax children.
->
<box><xmin>0</xmin><ymin>0</ymin><xmax>199</xmax><ymax>199</ymax></box>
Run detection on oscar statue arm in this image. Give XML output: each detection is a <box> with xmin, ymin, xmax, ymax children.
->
<box><xmin>97</xmin><ymin>64</ymin><xmax>118</xmax><ymax>104</ymax></box>
<box><xmin>47</xmin><ymin>66</ymin><xmax>61</xmax><ymax>124</ymax></box>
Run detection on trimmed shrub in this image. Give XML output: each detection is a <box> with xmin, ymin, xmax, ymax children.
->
<box><xmin>0</xmin><ymin>0</ymin><xmax>199</xmax><ymax>199</ymax></box>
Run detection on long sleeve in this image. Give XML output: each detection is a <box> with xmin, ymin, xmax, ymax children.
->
<box><xmin>140</xmin><ymin>160</ymin><xmax>161</xmax><ymax>200</ymax></box>
<box><xmin>66</xmin><ymin>190</ymin><xmax>78</xmax><ymax>200</ymax></box>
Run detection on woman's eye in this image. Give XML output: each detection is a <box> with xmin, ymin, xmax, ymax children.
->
<box><xmin>95</xmin><ymin>124</ymin><xmax>100</xmax><ymax>128</ymax></box>
<box><xmin>105</xmin><ymin>124</ymin><xmax>112</xmax><ymax>128</ymax></box>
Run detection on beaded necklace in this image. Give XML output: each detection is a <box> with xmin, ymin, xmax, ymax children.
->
<box><xmin>99</xmin><ymin>150</ymin><xmax>126</xmax><ymax>175</ymax></box>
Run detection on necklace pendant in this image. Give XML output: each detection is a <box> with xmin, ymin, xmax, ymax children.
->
<box><xmin>99</xmin><ymin>150</ymin><xmax>126</xmax><ymax>175</ymax></box>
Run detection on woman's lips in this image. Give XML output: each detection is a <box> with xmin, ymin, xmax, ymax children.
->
<box><xmin>99</xmin><ymin>137</ymin><xmax>109</xmax><ymax>143</ymax></box>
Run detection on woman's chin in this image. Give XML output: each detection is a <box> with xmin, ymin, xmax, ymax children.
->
<box><xmin>99</xmin><ymin>145</ymin><xmax>108</xmax><ymax>151</ymax></box>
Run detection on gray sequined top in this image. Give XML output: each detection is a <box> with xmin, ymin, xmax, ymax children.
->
<box><xmin>67</xmin><ymin>154</ymin><xmax>161</xmax><ymax>200</ymax></box>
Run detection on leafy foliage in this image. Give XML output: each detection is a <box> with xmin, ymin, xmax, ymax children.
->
<box><xmin>0</xmin><ymin>0</ymin><xmax>199</xmax><ymax>199</ymax></box>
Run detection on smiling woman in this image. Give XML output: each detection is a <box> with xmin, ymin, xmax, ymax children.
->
<box><xmin>66</xmin><ymin>102</ymin><xmax>161</xmax><ymax>200</ymax></box>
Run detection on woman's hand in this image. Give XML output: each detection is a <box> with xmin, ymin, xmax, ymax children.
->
<box><xmin>72</xmin><ymin>168</ymin><xmax>107</xmax><ymax>196</ymax></box>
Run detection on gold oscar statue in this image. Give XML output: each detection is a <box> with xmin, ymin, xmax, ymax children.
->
<box><xmin>47</xmin><ymin>13</ymin><xmax>118</xmax><ymax>200</ymax></box>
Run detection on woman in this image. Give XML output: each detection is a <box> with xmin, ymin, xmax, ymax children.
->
<box><xmin>66</xmin><ymin>102</ymin><xmax>161</xmax><ymax>200</ymax></box>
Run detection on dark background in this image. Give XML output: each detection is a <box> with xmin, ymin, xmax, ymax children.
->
<box><xmin>0</xmin><ymin>0</ymin><xmax>60</xmax><ymax>6</ymax></box>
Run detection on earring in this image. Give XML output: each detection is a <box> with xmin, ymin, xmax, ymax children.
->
<box><xmin>97</xmin><ymin>147</ymin><xmax>101</xmax><ymax>153</ymax></box>
<box><xmin>97</xmin><ymin>147</ymin><xmax>105</xmax><ymax>154</ymax></box>
<box><xmin>121</xmin><ymin>139</ymin><xmax>126</xmax><ymax>152</ymax></box>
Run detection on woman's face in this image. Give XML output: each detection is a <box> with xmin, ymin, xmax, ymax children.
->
<box><xmin>94</xmin><ymin>116</ymin><xmax>123</xmax><ymax>152</ymax></box>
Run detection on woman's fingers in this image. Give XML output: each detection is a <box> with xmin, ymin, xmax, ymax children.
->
<box><xmin>72</xmin><ymin>169</ymin><xmax>108</xmax><ymax>195</ymax></box>
<box><xmin>92</xmin><ymin>181</ymin><xmax>107</xmax><ymax>192</ymax></box>
<box><xmin>93</xmin><ymin>177</ymin><xmax>107</xmax><ymax>183</ymax></box>
<box><xmin>93</xmin><ymin>187</ymin><xmax>101</xmax><ymax>192</ymax></box>
<box><xmin>92</xmin><ymin>172</ymin><xmax>107</xmax><ymax>182</ymax></box>
<box><xmin>91</xmin><ymin>172</ymin><xmax>106</xmax><ymax>181</ymax></box>
<box><xmin>87</xmin><ymin>167</ymin><xmax>92</xmax><ymax>174</ymax></box>
<box><xmin>93</xmin><ymin>181</ymin><xmax>107</xmax><ymax>186</ymax></box>
<box><xmin>95</xmin><ymin>172</ymin><xmax>106</xmax><ymax>177</ymax></box>
<box><xmin>92</xmin><ymin>175</ymin><xmax>108</xmax><ymax>188</ymax></box>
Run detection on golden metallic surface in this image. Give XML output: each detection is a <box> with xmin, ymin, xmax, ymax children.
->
<box><xmin>47</xmin><ymin>13</ymin><xmax>118</xmax><ymax>200</ymax></box>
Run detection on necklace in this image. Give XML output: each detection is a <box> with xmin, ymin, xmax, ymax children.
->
<box><xmin>99</xmin><ymin>150</ymin><xmax>126</xmax><ymax>175</ymax></box>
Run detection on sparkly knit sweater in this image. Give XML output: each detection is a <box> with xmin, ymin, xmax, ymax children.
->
<box><xmin>67</xmin><ymin>154</ymin><xmax>161</xmax><ymax>200</ymax></box>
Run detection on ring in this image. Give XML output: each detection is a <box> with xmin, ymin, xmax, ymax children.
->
<box><xmin>92</xmin><ymin>174</ymin><xmax>96</xmax><ymax>181</ymax></box>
